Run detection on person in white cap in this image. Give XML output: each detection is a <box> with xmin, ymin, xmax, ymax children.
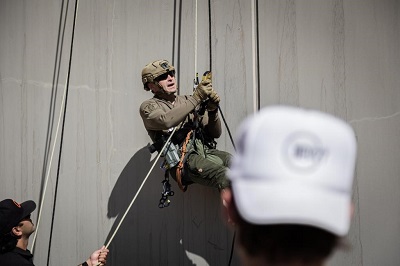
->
<box><xmin>221</xmin><ymin>105</ymin><xmax>357</xmax><ymax>266</ymax></box>
<box><xmin>0</xmin><ymin>198</ymin><xmax>109</xmax><ymax>266</ymax></box>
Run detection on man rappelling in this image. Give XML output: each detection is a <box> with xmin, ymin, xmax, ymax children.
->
<box><xmin>139</xmin><ymin>59</ymin><xmax>231</xmax><ymax>193</ymax></box>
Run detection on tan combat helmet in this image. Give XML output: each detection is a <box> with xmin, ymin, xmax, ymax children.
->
<box><xmin>141</xmin><ymin>59</ymin><xmax>175</xmax><ymax>91</ymax></box>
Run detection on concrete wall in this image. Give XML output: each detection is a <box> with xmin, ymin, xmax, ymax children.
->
<box><xmin>0</xmin><ymin>0</ymin><xmax>399</xmax><ymax>265</ymax></box>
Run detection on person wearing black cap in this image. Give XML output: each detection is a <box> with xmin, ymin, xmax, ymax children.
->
<box><xmin>0</xmin><ymin>199</ymin><xmax>109</xmax><ymax>266</ymax></box>
<box><xmin>0</xmin><ymin>199</ymin><xmax>36</xmax><ymax>265</ymax></box>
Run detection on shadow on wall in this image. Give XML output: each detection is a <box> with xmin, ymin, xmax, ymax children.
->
<box><xmin>105</xmin><ymin>145</ymin><xmax>237</xmax><ymax>265</ymax></box>
<box><xmin>104</xmin><ymin>145</ymin><xmax>187</xmax><ymax>264</ymax></box>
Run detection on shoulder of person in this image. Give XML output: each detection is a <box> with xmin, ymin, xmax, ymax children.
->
<box><xmin>0</xmin><ymin>250</ymin><xmax>33</xmax><ymax>265</ymax></box>
<box><xmin>140</xmin><ymin>98</ymin><xmax>161</xmax><ymax>114</ymax></box>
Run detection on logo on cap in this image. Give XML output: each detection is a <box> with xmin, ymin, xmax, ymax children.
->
<box><xmin>12</xmin><ymin>200</ymin><xmax>21</xmax><ymax>208</ymax></box>
<box><xmin>284</xmin><ymin>132</ymin><xmax>327</xmax><ymax>172</ymax></box>
<box><xmin>160</xmin><ymin>62</ymin><xmax>169</xmax><ymax>69</ymax></box>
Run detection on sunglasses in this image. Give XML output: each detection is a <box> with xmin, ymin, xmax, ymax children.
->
<box><xmin>155</xmin><ymin>70</ymin><xmax>175</xmax><ymax>81</ymax></box>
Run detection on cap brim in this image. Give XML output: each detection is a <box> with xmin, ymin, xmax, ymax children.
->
<box><xmin>232</xmin><ymin>178</ymin><xmax>351</xmax><ymax>236</ymax></box>
<box><xmin>20</xmin><ymin>200</ymin><xmax>36</xmax><ymax>218</ymax></box>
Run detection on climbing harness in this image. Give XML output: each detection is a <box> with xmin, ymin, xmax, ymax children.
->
<box><xmin>148</xmin><ymin>125</ymin><xmax>186</xmax><ymax>198</ymax></box>
<box><xmin>175</xmin><ymin>129</ymin><xmax>193</xmax><ymax>191</ymax></box>
<box><xmin>173</xmin><ymin>70</ymin><xmax>214</xmax><ymax>193</ymax></box>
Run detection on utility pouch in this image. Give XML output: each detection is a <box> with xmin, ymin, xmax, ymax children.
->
<box><xmin>148</xmin><ymin>136</ymin><xmax>180</xmax><ymax>168</ymax></box>
<box><xmin>162</xmin><ymin>142</ymin><xmax>180</xmax><ymax>169</ymax></box>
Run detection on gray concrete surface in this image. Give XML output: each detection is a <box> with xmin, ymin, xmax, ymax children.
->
<box><xmin>1</xmin><ymin>0</ymin><xmax>399</xmax><ymax>265</ymax></box>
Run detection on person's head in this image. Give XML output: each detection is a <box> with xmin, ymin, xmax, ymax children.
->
<box><xmin>141</xmin><ymin>59</ymin><xmax>177</xmax><ymax>95</ymax></box>
<box><xmin>223</xmin><ymin>105</ymin><xmax>357</xmax><ymax>265</ymax></box>
<box><xmin>0</xmin><ymin>199</ymin><xmax>36</xmax><ymax>252</ymax></box>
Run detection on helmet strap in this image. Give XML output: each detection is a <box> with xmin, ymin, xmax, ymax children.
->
<box><xmin>154</xmin><ymin>81</ymin><xmax>174</xmax><ymax>96</ymax></box>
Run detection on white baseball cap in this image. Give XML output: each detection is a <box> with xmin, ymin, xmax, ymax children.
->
<box><xmin>228</xmin><ymin>105</ymin><xmax>357</xmax><ymax>236</ymax></box>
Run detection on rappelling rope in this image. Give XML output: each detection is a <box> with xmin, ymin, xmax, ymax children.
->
<box><xmin>31</xmin><ymin>55</ymin><xmax>68</xmax><ymax>252</ymax></box>
<box><xmin>30</xmin><ymin>0</ymin><xmax>70</xmax><ymax>252</ymax></box>
<box><xmin>45</xmin><ymin>0</ymin><xmax>80</xmax><ymax>265</ymax></box>
<box><xmin>208</xmin><ymin>0</ymin><xmax>212</xmax><ymax>72</ymax></box>
<box><xmin>103</xmin><ymin>127</ymin><xmax>178</xmax><ymax>249</ymax></box>
<box><xmin>251</xmin><ymin>0</ymin><xmax>260</xmax><ymax>113</ymax></box>
<box><xmin>194</xmin><ymin>0</ymin><xmax>198</xmax><ymax>77</ymax></box>
<box><xmin>225</xmin><ymin>1</ymin><xmax>259</xmax><ymax>265</ymax></box>
<box><xmin>202</xmin><ymin>1</ymin><xmax>238</xmax><ymax>265</ymax></box>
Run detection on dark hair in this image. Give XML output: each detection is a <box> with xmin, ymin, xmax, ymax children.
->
<box><xmin>231</xmin><ymin>197</ymin><xmax>340</xmax><ymax>264</ymax></box>
<box><xmin>0</xmin><ymin>233</ymin><xmax>18</xmax><ymax>254</ymax></box>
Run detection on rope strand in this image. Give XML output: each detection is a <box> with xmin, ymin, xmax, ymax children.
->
<box><xmin>208</xmin><ymin>0</ymin><xmax>212</xmax><ymax>71</ymax></box>
<box><xmin>194</xmin><ymin>0</ymin><xmax>198</xmax><ymax>77</ymax></box>
<box><xmin>31</xmin><ymin>0</ymin><xmax>69</xmax><ymax>252</ymax></box>
<box><xmin>251</xmin><ymin>0</ymin><xmax>260</xmax><ymax>112</ymax></box>
<box><xmin>46</xmin><ymin>0</ymin><xmax>79</xmax><ymax>264</ymax></box>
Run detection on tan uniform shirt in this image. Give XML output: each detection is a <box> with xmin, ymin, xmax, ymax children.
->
<box><xmin>139</xmin><ymin>94</ymin><xmax>222</xmax><ymax>143</ymax></box>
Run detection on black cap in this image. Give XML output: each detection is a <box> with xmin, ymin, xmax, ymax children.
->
<box><xmin>0</xmin><ymin>199</ymin><xmax>36</xmax><ymax>237</ymax></box>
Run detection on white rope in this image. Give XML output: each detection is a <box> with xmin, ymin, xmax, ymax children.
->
<box><xmin>31</xmin><ymin>80</ymin><xmax>67</xmax><ymax>251</ymax></box>
<box><xmin>104</xmin><ymin>127</ymin><xmax>178</xmax><ymax>249</ymax></box>
<box><xmin>251</xmin><ymin>0</ymin><xmax>258</xmax><ymax>113</ymax></box>
<box><xmin>30</xmin><ymin>0</ymin><xmax>80</xmax><ymax>251</ymax></box>
<box><xmin>194</xmin><ymin>0</ymin><xmax>198</xmax><ymax>78</ymax></box>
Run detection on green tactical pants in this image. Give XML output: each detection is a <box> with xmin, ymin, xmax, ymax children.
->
<box><xmin>182</xmin><ymin>139</ymin><xmax>231</xmax><ymax>190</ymax></box>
